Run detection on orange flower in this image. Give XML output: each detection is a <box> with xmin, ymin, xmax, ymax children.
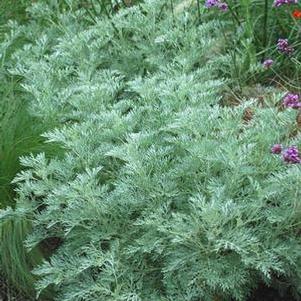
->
<box><xmin>292</xmin><ymin>9</ymin><xmax>301</xmax><ymax>19</ymax></box>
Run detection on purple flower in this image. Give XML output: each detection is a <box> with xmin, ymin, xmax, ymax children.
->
<box><xmin>263</xmin><ymin>59</ymin><xmax>274</xmax><ymax>68</ymax></box>
<box><xmin>271</xmin><ymin>144</ymin><xmax>283</xmax><ymax>154</ymax></box>
<box><xmin>218</xmin><ymin>2</ymin><xmax>228</xmax><ymax>11</ymax></box>
<box><xmin>205</xmin><ymin>0</ymin><xmax>228</xmax><ymax>11</ymax></box>
<box><xmin>277</xmin><ymin>38</ymin><xmax>294</xmax><ymax>55</ymax></box>
<box><xmin>282</xmin><ymin>93</ymin><xmax>301</xmax><ymax>109</ymax></box>
<box><xmin>282</xmin><ymin>146</ymin><xmax>301</xmax><ymax>163</ymax></box>
<box><xmin>273</xmin><ymin>0</ymin><xmax>298</xmax><ymax>7</ymax></box>
<box><xmin>205</xmin><ymin>0</ymin><xmax>220</xmax><ymax>7</ymax></box>
<box><xmin>277</xmin><ymin>38</ymin><xmax>289</xmax><ymax>51</ymax></box>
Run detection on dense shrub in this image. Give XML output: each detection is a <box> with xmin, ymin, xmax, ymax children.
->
<box><xmin>1</xmin><ymin>1</ymin><xmax>301</xmax><ymax>300</ymax></box>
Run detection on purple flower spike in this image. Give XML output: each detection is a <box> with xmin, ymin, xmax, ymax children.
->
<box><xmin>282</xmin><ymin>146</ymin><xmax>301</xmax><ymax>164</ymax></box>
<box><xmin>263</xmin><ymin>59</ymin><xmax>274</xmax><ymax>68</ymax></box>
<box><xmin>277</xmin><ymin>38</ymin><xmax>294</xmax><ymax>55</ymax></box>
<box><xmin>282</xmin><ymin>93</ymin><xmax>301</xmax><ymax>109</ymax></box>
<box><xmin>273</xmin><ymin>0</ymin><xmax>298</xmax><ymax>7</ymax></box>
<box><xmin>271</xmin><ymin>144</ymin><xmax>283</xmax><ymax>154</ymax></box>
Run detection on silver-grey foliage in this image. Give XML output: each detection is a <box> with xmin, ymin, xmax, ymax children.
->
<box><xmin>3</xmin><ymin>0</ymin><xmax>301</xmax><ymax>300</ymax></box>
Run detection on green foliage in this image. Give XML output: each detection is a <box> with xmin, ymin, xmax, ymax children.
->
<box><xmin>3</xmin><ymin>1</ymin><xmax>300</xmax><ymax>301</ymax></box>
<box><xmin>0</xmin><ymin>88</ymin><xmax>58</xmax><ymax>299</ymax></box>
<box><xmin>0</xmin><ymin>69</ymin><xmax>58</xmax><ymax>300</ymax></box>
<box><xmin>0</xmin><ymin>2</ymin><xmax>61</xmax><ymax>299</ymax></box>
<box><xmin>0</xmin><ymin>0</ymin><xmax>29</xmax><ymax>28</ymax></box>
<box><xmin>0</xmin><ymin>213</ymin><xmax>43</xmax><ymax>298</ymax></box>
<box><xmin>0</xmin><ymin>72</ymin><xmax>59</xmax><ymax>208</ymax></box>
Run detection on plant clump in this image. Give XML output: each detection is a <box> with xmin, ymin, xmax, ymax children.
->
<box><xmin>0</xmin><ymin>1</ymin><xmax>301</xmax><ymax>301</ymax></box>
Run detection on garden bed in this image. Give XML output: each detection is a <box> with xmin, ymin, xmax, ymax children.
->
<box><xmin>0</xmin><ymin>1</ymin><xmax>301</xmax><ymax>300</ymax></box>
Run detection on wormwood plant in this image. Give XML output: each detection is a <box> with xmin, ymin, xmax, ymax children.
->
<box><xmin>2</xmin><ymin>0</ymin><xmax>301</xmax><ymax>300</ymax></box>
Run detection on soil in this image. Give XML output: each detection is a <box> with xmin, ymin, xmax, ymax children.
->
<box><xmin>248</xmin><ymin>283</ymin><xmax>299</xmax><ymax>301</ymax></box>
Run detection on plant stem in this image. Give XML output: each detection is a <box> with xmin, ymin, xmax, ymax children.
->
<box><xmin>219</xmin><ymin>20</ymin><xmax>242</xmax><ymax>90</ymax></box>
<box><xmin>263</xmin><ymin>0</ymin><xmax>269</xmax><ymax>56</ymax></box>
<box><xmin>228</xmin><ymin>3</ymin><xmax>241</xmax><ymax>27</ymax></box>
